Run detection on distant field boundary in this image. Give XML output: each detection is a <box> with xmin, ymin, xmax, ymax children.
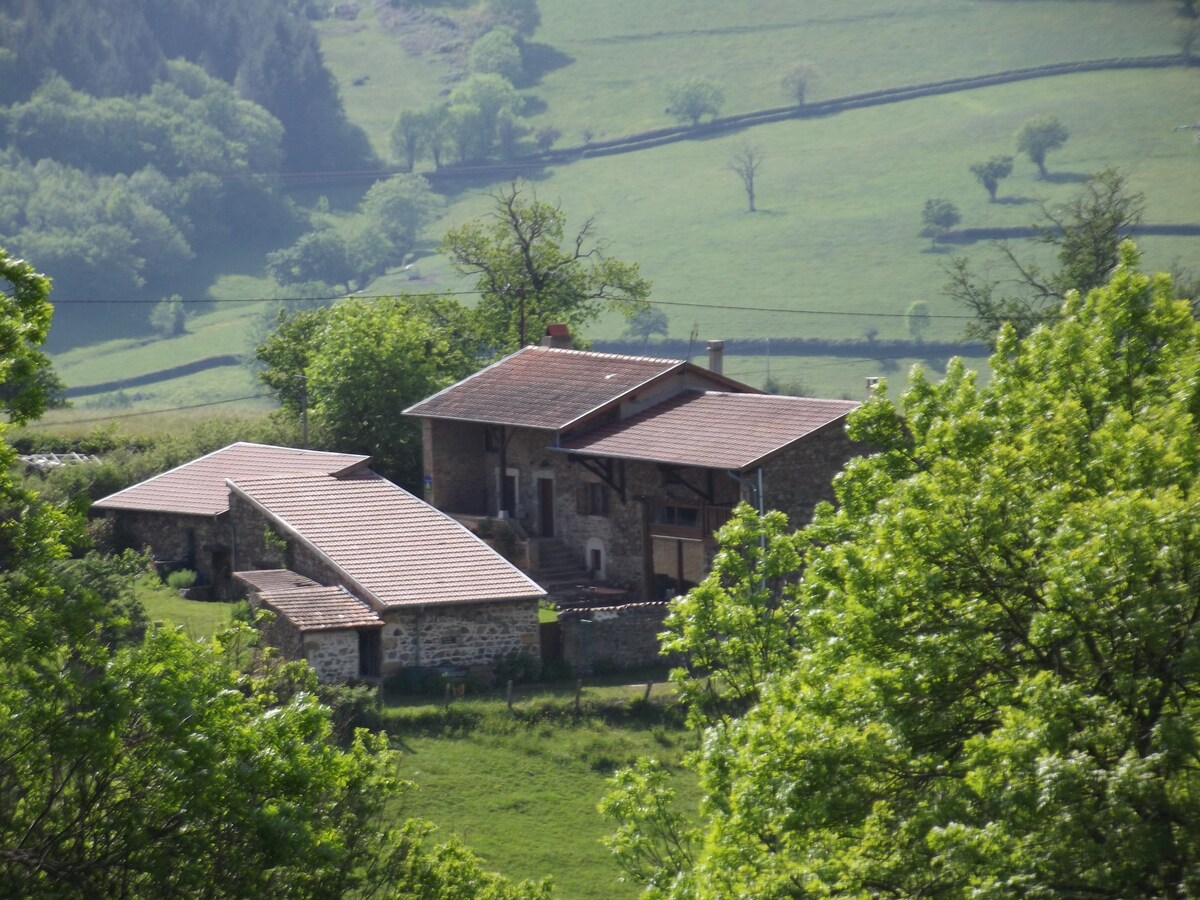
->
<box><xmin>65</xmin><ymin>339</ymin><xmax>988</xmax><ymax>398</ymax></box>
<box><xmin>939</xmin><ymin>223</ymin><xmax>1200</xmax><ymax>245</ymax></box>
<box><xmin>593</xmin><ymin>337</ymin><xmax>987</xmax><ymax>359</ymax></box>
<box><xmin>423</xmin><ymin>54</ymin><xmax>1187</xmax><ymax>183</ymax></box>
<box><xmin>65</xmin><ymin>355</ymin><xmax>243</xmax><ymax>398</ymax></box>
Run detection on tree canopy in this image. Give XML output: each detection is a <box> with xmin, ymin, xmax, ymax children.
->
<box><xmin>665</xmin><ymin>77</ymin><xmax>725</xmax><ymax>126</ymax></box>
<box><xmin>1016</xmin><ymin>115</ymin><xmax>1070</xmax><ymax>178</ymax></box>
<box><xmin>608</xmin><ymin>244</ymin><xmax>1200</xmax><ymax>897</ymax></box>
<box><xmin>0</xmin><ymin>246</ymin><xmax>55</xmax><ymax>423</ymax></box>
<box><xmin>0</xmin><ymin>255</ymin><xmax>547</xmax><ymax>897</ymax></box>
<box><xmin>948</xmin><ymin>168</ymin><xmax>1144</xmax><ymax>344</ymax></box>
<box><xmin>255</xmin><ymin>295</ymin><xmax>481</xmax><ymax>487</ymax></box>
<box><xmin>441</xmin><ymin>182</ymin><xmax>650</xmax><ymax>353</ymax></box>
<box><xmin>969</xmin><ymin>154</ymin><xmax>1014</xmax><ymax>202</ymax></box>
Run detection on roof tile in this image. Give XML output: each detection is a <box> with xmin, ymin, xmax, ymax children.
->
<box><xmin>256</xmin><ymin>583</ymin><xmax>383</xmax><ymax>632</ymax></box>
<box><xmin>403</xmin><ymin>345</ymin><xmax>686</xmax><ymax>430</ymax></box>
<box><xmin>558</xmin><ymin>391</ymin><xmax>860</xmax><ymax>469</ymax></box>
<box><xmin>93</xmin><ymin>443</ymin><xmax>370</xmax><ymax>516</ymax></box>
<box><xmin>231</xmin><ymin>472</ymin><xmax>544</xmax><ymax>609</ymax></box>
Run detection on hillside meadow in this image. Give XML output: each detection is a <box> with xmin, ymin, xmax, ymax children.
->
<box><xmin>40</xmin><ymin>0</ymin><xmax>1200</xmax><ymax>410</ymax></box>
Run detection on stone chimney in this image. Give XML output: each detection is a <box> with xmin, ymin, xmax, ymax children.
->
<box><xmin>541</xmin><ymin>323</ymin><xmax>573</xmax><ymax>349</ymax></box>
<box><xmin>706</xmin><ymin>339</ymin><xmax>725</xmax><ymax>375</ymax></box>
<box><xmin>865</xmin><ymin>376</ymin><xmax>882</xmax><ymax>398</ymax></box>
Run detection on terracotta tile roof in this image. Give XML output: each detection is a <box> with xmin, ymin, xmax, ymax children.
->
<box><xmin>235</xmin><ymin>569</ymin><xmax>322</xmax><ymax>594</ymax></box>
<box><xmin>230</xmin><ymin>472</ymin><xmax>545</xmax><ymax>608</ymax></box>
<box><xmin>93</xmin><ymin>443</ymin><xmax>370</xmax><ymax>516</ymax></box>
<box><xmin>258</xmin><ymin>584</ymin><xmax>383</xmax><ymax>632</ymax></box>
<box><xmin>403</xmin><ymin>345</ymin><xmax>688</xmax><ymax>430</ymax></box>
<box><xmin>558</xmin><ymin>391</ymin><xmax>860</xmax><ymax>470</ymax></box>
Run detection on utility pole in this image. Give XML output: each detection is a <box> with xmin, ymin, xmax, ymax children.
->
<box><xmin>518</xmin><ymin>287</ymin><xmax>527</xmax><ymax>347</ymax></box>
<box><xmin>299</xmin><ymin>373</ymin><xmax>308</xmax><ymax>447</ymax></box>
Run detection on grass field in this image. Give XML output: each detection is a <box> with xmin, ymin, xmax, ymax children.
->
<box><xmin>382</xmin><ymin>686</ymin><xmax>695</xmax><ymax>899</ymax></box>
<box><xmin>135</xmin><ymin>580</ymin><xmax>238</xmax><ymax>639</ymax></box>
<box><xmin>40</xmin><ymin>0</ymin><xmax>1200</xmax><ymax>413</ymax></box>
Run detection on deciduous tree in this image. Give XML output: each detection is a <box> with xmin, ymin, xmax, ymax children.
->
<box><xmin>920</xmin><ymin>198</ymin><xmax>960</xmax><ymax>245</ymax></box>
<box><xmin>726</xmin><ymin>144</ymin><xmax>764</xmax><ymax>212</ymax></box>
<box><xmin>441</xmin><ymin>181</ymin><xmax>650</xmax><ymax>352</ymax></box>
<box><xmin>0</xmin><ymin>246</ymin><xmax>55</xmax><ymax>423</ymax></box>
<box><xmin>949</xmin><ymin>168</ymin><xmax>1144</xmax><ymax>344</ymax></box>
<box><xmin>1016</xmin><ymin>114</ymin><xmax>1069</xmax><ymax>178</ymax></box>
<box><xmin>256</xmin><ymin>295</ymin><xmax>480</xmax><ymax>486</ymax></box>
<box><xmin>666</xmin><ymin>77</ymin><xmax>724</xmax><ymax>126</ymax></box>
<box><xmin>614</xmin><ymin>245</ymin><xmax>1200</xmax><ymax>897</ymax></box>
<box><xmin>780</xmin><ymin>63</ymin><xmax>818</xmax><ymax>105</ymax></box>
<box><xmin>969</xmin><ymin>154</ymin><xmax>1013</xmax><ymax>201</ymax></box>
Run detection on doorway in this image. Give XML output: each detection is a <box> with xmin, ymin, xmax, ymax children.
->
<box><xmin>537</xmin><ymin>476</ymin><xmax>555</xmax><ymax>536</ymax></box>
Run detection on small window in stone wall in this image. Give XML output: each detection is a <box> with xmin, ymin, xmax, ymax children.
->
<box><xmin>576</xmin><ymin>482</ymin><xmax>608</xmax><ymax>516</ymax></box>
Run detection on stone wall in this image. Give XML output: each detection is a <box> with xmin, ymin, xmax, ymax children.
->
<box><xmin>103</xmin><ymin>509</ymin><xmax>232</xmax><ymax>597</ymax></box>
<box><xmin>302</xmin><ymin>630</ymin><xmax>360</xmax><ymax>682</ymax></box>
<box><xmin>424</xmin><ymin>418</ymin><xmax>489</xmax><ymax>514</ymax></box>
<box><xmin>380</xmin><ymin>599</ymin><xmax>540</xmax><ymax>673</ymax></box>
<box><xmin>255</xmin><ymin>603</ymin><xmax>305</xmax><ymax>659</ymax></box>
<box><xmin>559</xmin><ymin>602</ymin><xmax>672</xmax><ymax>674</ymax></box>
<box><xmin>227</xmin><ymin>493</ymin><xmax>290</xmax><ymax>574</ymax></box>
<box><xmin>761</xmin><ymin>422</ymin><xmax>862</xmax><ymax>527</ymax></box>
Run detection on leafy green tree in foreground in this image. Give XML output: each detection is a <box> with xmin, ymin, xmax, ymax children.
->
<box><xmin>442</xmin><ymin>182</ymin><xmax>650</xmax><ymax>352</ymax></box>
<box><xmin>0</xmin><ymin>248</ymin><xmax>56</xmax><ymax>423</ymax></box>
<box><xmin>608</xmin><ymin>244</ymin><xmax>1200</xmax><ymax>897</ymax></box>
<box><xmin>1</xmin><ymin>254</ymin><xmax>549</xmax><ymax>897</ymax></box>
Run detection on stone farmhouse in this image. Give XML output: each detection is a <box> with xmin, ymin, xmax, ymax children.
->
<box><xmin>405</xmin><ymin>329</ymin><xmax>862</xmax><ymax>602</ymax></box>
<box><xmin>93</xmin><ymin>443</ymin><xmax>545</xmax><ymax>681</ymax></box>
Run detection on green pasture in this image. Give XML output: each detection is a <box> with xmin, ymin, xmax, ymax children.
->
<box><xmin>384</xmin><ymin>690</ymin><xmax>695</xmax><ymax>900</ymax></box>
<box><xmin>529</xmin><ymin>0</ymin><xmax>1182</xmax><ymax>141</ymax></box>
<box><xmin>135</xmin><ymin>580</ymin><xmax>238</xmax><ymax>640</ymax></box>
<box><xmin>320</xmin><ymin>0</ymin><xmax>1185</xmax><ymax>158</ymax></box>
<box><xmin>41</xmin><ymin>0</ymin><xmax>1200</xmax><ymax>414</ymax></box>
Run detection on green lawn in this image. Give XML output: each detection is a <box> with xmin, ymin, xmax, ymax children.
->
<box><xmin>383</xmin><ymin>688</ymin><xmax>694</xmax><ymax>899</ymax></box>
<box><xmin>136</xmin><ymin>580</ymin><xmax>238</xmax><ymax>640</ymax></box>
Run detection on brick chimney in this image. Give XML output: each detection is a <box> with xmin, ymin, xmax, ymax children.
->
<box><xmin>541</xmin><ymin>323</ymin><xmax>573</xmax><ymax>349</ymax></box>
<box><xmin>706</xmin><ymin>339</ymin><xmax>725</xmax><ymax>375</ymax></box>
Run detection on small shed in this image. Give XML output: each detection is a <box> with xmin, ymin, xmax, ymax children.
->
<box><xmin>237</xmin><ymin>569</ymin><xmax>384</xmax><ymax>682</ymax></box>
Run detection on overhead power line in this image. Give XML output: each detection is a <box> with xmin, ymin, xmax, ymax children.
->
<box><xmin>24</xmin><ymin>393</ymin><xmax>276</xmax><ymax>428</ymax></box>
<box><xmin>48</xmin><ymin>290</ymin><xmax>993</xmax><ymax>320</ymax></box>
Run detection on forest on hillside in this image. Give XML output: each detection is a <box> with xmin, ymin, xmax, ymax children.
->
<box><xmin>0</xmin><ymin>0</ymin><xmax>373</xmax><ymax>336</ymax></box>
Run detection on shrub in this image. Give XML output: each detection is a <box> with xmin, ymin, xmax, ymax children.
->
<box><xmin>315</xmin><ymin>681</ymin><xmax>382</xmax><ymax>744</ymax></box>
<box><xmin>166</xmin><ymin>568</ymin><xmax>197</xmax><ymax>590</ymax></box>
<box><xmin>494</xmin><ymin>649</ymin><xmax>542</xmax><ymax>684</ymax></box>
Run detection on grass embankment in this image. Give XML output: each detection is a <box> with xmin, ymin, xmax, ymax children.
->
<box><xmin>382</xmin><ymin>677</ymin><xmax>694</xmax><ymax>900</ymax></box>
<box><xmin>45</xmin><ymin>0</ymin><xmax>1197</xmax><ymax>408</ymax></box>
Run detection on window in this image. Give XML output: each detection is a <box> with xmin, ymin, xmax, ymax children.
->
<box><xmin>576</xmin><ymin>481</ymin><xmax>608</xmax><ymax>516</ymax></box>
<box><xmin>651</xmin><ymin>504</ymin><xmax>700</xmax><ymax>528</ymax></box>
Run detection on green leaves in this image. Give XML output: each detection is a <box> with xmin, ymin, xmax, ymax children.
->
<box><xmin>441</xmin><ymin>182</ymin><xmax>650</xmax><ymax>353</ymax></box>
<box><xmin>637</xmin><ymin>249</ymin><xmax>1200</xmax><ymax>897</ymax></box>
